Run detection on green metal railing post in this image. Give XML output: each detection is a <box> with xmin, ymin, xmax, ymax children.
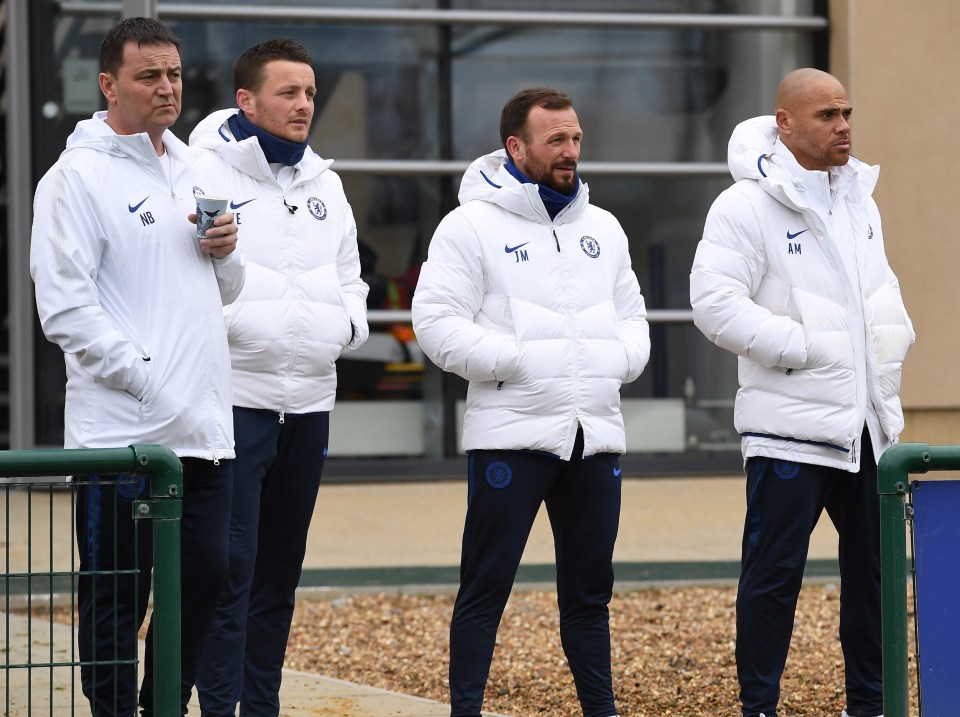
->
<box><xmin>878</xmin><ymin>443</ymin><xmax>926</xmax><ymax>717</ymax></box>
<box><xmin>0</xmin><ymin>444</ymin><xmax>182</xmax><ymax>717</ymax></box>
<box><xmin>877</xmin><ymin>442</ymin><xmax>960</xmax><ymax>717</ymax></box>
<box><xmin>131</xmin><ymin>445</ymin><xmax>183</xmax><ymax>717</ymax></box>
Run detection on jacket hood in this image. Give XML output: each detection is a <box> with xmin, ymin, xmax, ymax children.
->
<box><xmin>727</xmin><ymin>116</ymin><xmax>781</xmax><ymax>183</ymax></box>
<box><xmin>63</xmin><ymin>111</ymin><xmax>194</xmax><ymax>167</ymax></box>
<box><xmin>457</xmin><ymin>149</ymin><xmax>589</xmax><ymax>223</ymax></box>
<box><xmin>727</xmin><ymin>115</ymin><xmax>879</xmax><ymax>208</ymax></box>
<box><xmin>189</xmin><ymin>108</ymin><xmax>332</xmax><ymax>182</ymax></box>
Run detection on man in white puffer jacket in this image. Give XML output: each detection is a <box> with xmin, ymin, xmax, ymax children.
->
<box><xmin>413</xmin><ymin>87</ymin><xmax>649</xmax><ymax>717</ymax></box>
<box><xmin>188</xmin><ymin>39</ymin><xmax>368</xmax><ymax>717</ymax></box>
<box><xmin>690</xmin><ymin>69</ymin><xmax>913</xmax><ymax>717</ymax></box>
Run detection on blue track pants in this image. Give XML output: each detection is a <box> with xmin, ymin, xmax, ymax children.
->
<box><xmin>197</xmin><ymin>407</ymin><xmax>328</xmax><ymax>717</ymax></box>
<box><xmin>736</xmin><ymin>428</ymin><xmax>882</xmax><ymax>717</ymax></box>
<box><xmin>450</xmin><ymin>428</ymin><xmax>622</xmax><ymax>717</ymax></box>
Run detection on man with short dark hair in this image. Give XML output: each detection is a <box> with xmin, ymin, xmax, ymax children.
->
<box><xmin>189</xmin><ymin>38</ymin><xmax>368</xmax><ymax>717</ymax></box>
<box><xmin>690</xmin><ymin>68</ymin><xmax>913</xmax><ymax>717</ymax></box>
<box><xmin>30</xmin><ymin>16</ymin><xmax>243</xmax><ymax>717</ymax></box>
<box><xmin>412</xmin><ymin>87</ymin><xmax>649</xmax><ymax>717</ymax></box>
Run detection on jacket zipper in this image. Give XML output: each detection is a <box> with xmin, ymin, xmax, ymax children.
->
<box><xmin>167</xmin><ymin>152</ymin><xmax>177</xmax><ymax>198</ymax></box>
<box><xmin>552</xmin><ymin>228</ymin><xmax>560</xmax><ymax>252</ymax></box>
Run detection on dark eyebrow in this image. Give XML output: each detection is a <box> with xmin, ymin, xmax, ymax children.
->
<box><xmin>138</xmin><ymin>64</ymin><xmax>180</xmax><ymax>75</ymax></box>
<box><xmin>546</xmin><ymin>129</ymin><xmax>582</xmax><ymax>141</ymax></box>
<box><xmin>819</xmin><ymin>106</ymin><xmax>852</xmax><ymax>116</ymax></box>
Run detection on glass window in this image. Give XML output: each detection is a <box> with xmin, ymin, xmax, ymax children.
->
<box><xmin>30</xmin><ymin>0</ymin><xmax>821</xmax><ymax>466</ymax></box>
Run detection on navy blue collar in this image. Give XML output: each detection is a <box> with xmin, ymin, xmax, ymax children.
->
<box><xmin>504</xmin><ymin>157</ymin><xmax>580</xmax><ymax>220</ymax></box>
<box><xmin>227</xmin><ymin>110</ymin><xmax>309</xmax><ymax>167</ymax></box>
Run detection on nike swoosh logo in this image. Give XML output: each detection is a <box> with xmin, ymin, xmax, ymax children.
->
<box><xmin>613</xmin><ymin>467</ymin><xmax>622</xmax><ymax>477</ymax></box>
<box><xmin>786</xmin><ymin>229</ymin><xmax>808</xmax><ymax>240</ymax></box>
<box><xmin>504</xmin><ymin>242</ymin><xmax>530</xmax><ymax>253</ymax></box>
<box><xmin>230</xmin><ymin>198</ymin><xmax>257</xmax><ymax>209</ymax></box>
<box><xmin>128</xmin><ymin>196</ymin><xmax>149</xmax><ymax>213</ymax></box>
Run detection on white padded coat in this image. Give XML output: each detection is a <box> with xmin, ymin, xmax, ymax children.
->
<box><xmin>190</xmin><ymin>109</ymin><xmax>369</xmax><ymax>415</ymax></box>
<box><xmin>690</xmin><ymin>116</ymin><xmax>914</xmax><ymax>471</ymax></box>
<box><xmin>413</xmin><ymin>150</ymin><xmax>650</xmax><ymax>460</ymax></box>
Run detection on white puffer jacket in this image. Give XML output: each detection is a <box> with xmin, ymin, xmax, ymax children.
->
<box><xmin>31</xmin><ymin>112</ymin><xmax>244</xmax><ymax>459</ymax></box>
<box><xmin>412</xmin><ymin>150</ymin><xmax>650</xmax><ymax>460</ymax></box>
<box><xmin>190</xmin><ymin>109</ymin><xmax>369</xmax><ymax>415</ymax></box>
<box><xmin>690</xmin><ymin>116</ymin><xmax>914</xmax><ymax>471</ymax></box>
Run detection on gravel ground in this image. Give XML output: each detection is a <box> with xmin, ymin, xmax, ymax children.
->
<box><xmin>286</xmin><ymin>583</ymin><xmax>918</xmax><ymax>717</ymax></box>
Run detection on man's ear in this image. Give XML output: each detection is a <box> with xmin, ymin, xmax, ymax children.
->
<box><xmin>775</xmin><ymin>108</ymin><xmax>792</xmax><ymax>136</ymax></box>
<box><xmin>506</xmin><ymin>135</ymin><xmax>523</xmax><ymax>163</ymax></box>
<box><xmin>99</xmin><ymin>72</ymin><xmax>116</xmax><ymax>105</ymax></box>
<box><xmin>236</xmin><ymin>88</ymin><xmax>253</xmax><ymax>114</ymax></box>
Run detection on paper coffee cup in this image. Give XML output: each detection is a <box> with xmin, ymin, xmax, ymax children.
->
<box><xmin>195</xmin><ymin>195</ymin><xmax>229</xmax><ymax>237</ymax></box>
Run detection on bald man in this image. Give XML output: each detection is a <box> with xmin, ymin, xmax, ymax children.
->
<box><xmin>690</xmin><ymin>69</ymin><xmax>913</xmax><ymax>717</ymax></box>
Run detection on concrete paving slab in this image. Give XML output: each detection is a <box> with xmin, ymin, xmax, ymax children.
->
<box><xmin>2</xmin><ymin>611</ymin><xmax>89</xmax><ymax>716</ymax></box>
<box><xmin>2</xmin><ymin>612</ymin><xmax>509</xmax><ymax>717</ymax></box>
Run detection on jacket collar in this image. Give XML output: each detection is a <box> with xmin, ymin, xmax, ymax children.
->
<box><xmin>759</xmin><ymin>137</ymin><xmax>870</xmax><ymax>216</ymax></box>
<box><xmin>63</xmin><ymin>111</ymin><xmax>196</xmax><ymax>179</ymax></box>
<box><xmin>188</xmin><ymin>108</ymin><xmax>332</xmax><ymax>184</ymax></box>
<box><xmin>728</xmin><ymin>115</ymin><xmax>879</xmax><ymax>218</ymax></box>
<box><xmin>458</xmin><ymin>149</ymin><xmax>590</xmax><ymax>224</ymax></box>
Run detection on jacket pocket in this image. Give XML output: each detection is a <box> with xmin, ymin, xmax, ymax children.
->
<box><xmin>791</xmin><ymin>287</ymin><xmax>855</xmax><ymax>370</ymax></box>
<box><xmin>864</xmin><ymin>284</ymin><xmax>913</xmax><ymax>401</ymax></box>
<box><xmin>865</xmin><ymin>283</ymin><xmax>913</xmax><ymax>365</ymax></box>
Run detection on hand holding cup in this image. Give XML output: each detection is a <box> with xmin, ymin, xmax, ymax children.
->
<box><xmin>195</xmin><ymin>195</ymin><xmax>229</xmax><ymax>237</ymax></box>
<box><xmin>189</xmin><ymin>195</ymin><xmax>238</xmax><ymax>259</ymax></box>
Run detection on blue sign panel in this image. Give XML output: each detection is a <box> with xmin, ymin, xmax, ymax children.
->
<box><xmin>913</xmin><ymin>479</ymin><xmax>960</xmax><ymax>716</ymax></box>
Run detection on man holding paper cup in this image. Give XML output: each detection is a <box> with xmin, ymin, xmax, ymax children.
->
<box><xmin>189</xmin><ymin>38</ymin><xmax>369</xmax><ymax>716</ymax></box>
<box><xmin>30</xmin><ymin>16</ymin><xmax>245</xmax><ymax>717</ymax></box>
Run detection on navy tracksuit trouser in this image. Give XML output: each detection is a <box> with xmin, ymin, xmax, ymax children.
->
<box><xmin>736</xmin><ymin>428</ymin><xmax>883</xmax><ymax>717</ymax></box>
<box><xmin>450</xmin><ymin>428</ymin><xmax>622</xmax><ymax>717</ymax></box>
<box><xmin>196</xmin><ymin>407</ymin><xmax>328</xmax><ymax>717</ymax></box>
<box><xmin>76</xmin><ymin>458</ymin><xmax>232</xmax><ymax>717</ymax></box>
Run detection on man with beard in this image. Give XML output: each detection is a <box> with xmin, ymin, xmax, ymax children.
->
<box><xmin>690</xmin><ymin>68</ymin><xmax>913</xmax><ymax>717</ymax></box>
<box><xmin>412</xmin><ymin>87</ymin><xmax>650</xmax><ymax>717</ymax></box>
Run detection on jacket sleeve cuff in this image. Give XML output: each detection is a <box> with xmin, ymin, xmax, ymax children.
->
<box><xmin>780</xmin><ymin>324</ymin><xmax>808</xmax><ymax>369</ymax></box>
<box><xmin>128</xmin><ymin>358</ymin><xmax>151</xmax><ymax>401</ymax></box>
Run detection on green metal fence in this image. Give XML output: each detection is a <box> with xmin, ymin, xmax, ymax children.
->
<box><xmin>1</xmin><ymin>444</ymin><xmax>182</xmax><ymax>716</ymax></box>
<box><xmin>878</xmin><ymin>442</ymin><xmax>960</xmax><ymax>717</ymax></box>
